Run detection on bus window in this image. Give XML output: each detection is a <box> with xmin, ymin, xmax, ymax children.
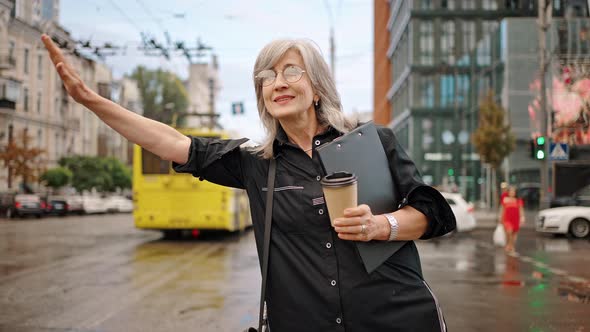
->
<box><xmin>141</xmin><ymin>148</ymin><xmax>170</xmax><ymax>174</ymax></box>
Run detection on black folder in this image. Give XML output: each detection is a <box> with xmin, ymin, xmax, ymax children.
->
<box><xmin>317</xmin><ymin>121</ymin><xmax>406</xmax><ymax>273</ymax></box>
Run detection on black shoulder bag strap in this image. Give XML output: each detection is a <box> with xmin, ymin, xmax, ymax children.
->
<box><xmin>258</xmin><ymin>158</ymin><xmax>276</xmax><ymax>332</ymax></box>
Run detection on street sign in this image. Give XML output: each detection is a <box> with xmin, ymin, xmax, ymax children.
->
<box><xmin>549</xmin><ymin>142</ymin><xmax>569</xmax><ymax>161</ymax></box>
<box><xmin>231</xmin><ymin>102</ymin><xmax>244</xmax><ymax>115</ymax></box>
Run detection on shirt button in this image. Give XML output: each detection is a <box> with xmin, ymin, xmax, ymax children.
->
<box><xmin>326</xmin><ymin>242</ymin><xmax>332</xmax><ymax>249</ymax></box>
<box><xmin>315</xmin><ymin>140</ymin><xmax>321</xmax><ymax>146</ymax></box>
<box><xmin>336</xmin><ymin>317</ymin><xmax>342</xmax><ymax>324</ymax></box>
<box><xmin>316</xmin><ymin>175</ymin><xmax>321</xmax><ymax>181</ymax></box>
<box><xmin>318</xmin><ymin>209</ymin><xmax>324</xmax><ymax>215</ymax></box>
<box><xmin>331</xmin><ymin>280</ymin><xmax>337</xmax><ymax>286</ymax></box>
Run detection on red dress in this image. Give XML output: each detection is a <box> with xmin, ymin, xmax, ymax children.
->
<box><xmin>502</xmin><ymin>197</ymin><xmax>523</xmax><ymax>232</ymax></box>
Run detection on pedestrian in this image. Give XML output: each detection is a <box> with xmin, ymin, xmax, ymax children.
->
<box><xmin>42</xmin><ymin>35</ymin><xmax>456</xmax><ymax>331</ymax></box>
<box><xmin>499</xmin><ymin>186</ymin><xmax>525</xmax><ymax>253</ymax></box>
<box><xmin>499</xmin><ymin>182</ymin><xmax>509</xmax><ymax>203</ymax></box>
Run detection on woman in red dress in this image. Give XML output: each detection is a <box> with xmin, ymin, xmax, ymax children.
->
<box><xmin>499</xmin><ymin>186</ymin><xmax>525</xmax><ymax>253</ymax></box>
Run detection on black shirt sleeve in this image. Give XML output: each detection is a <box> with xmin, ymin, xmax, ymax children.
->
<box><xmin>171</xmin><ymin>136</ymin><xmax>250</xmax><ymax>189</ymax></box>
<box><xmin>376</xmin><ymin>126</ymin><xmax>456</xmax><ymax>239</ymax></box>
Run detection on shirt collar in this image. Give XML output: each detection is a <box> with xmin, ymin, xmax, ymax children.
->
<box><xmin>274</xmin><ymin>124</ymin><xmax>342</xmax><ymax>153</ymax></box>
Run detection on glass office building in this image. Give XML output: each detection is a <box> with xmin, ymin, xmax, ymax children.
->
<box><xmin>387</xmin><ymin>0</ymin><xmax>587</xmax><ymax>202</ymax></box>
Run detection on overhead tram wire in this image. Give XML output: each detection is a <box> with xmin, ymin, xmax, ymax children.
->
<box><xmin>107</xmin><ymin>0</ymin><xmax>144</xmax><ymax>35</ymax></box>
<box><xmin>135</xmin><ymin>0</ymin><xmax>171</xmax><ymax>44</ymax></box>
<box><xmin>134</xmin><ymin>0</ymin><xmax>186</xmax><ymax>75</ymax></box>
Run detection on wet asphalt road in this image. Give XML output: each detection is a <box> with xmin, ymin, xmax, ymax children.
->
<box><xmin>0</xmin><ymin>214</ymin><xmax>588</xmax><ymax>332</ymax></box>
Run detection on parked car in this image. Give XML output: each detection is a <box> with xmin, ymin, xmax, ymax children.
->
<box><xmin>103</xmin><ymin>195</ymin><xmax>133</xmax><ymax>213</ymax></box>
<box><xmin>550</xmin><ymin>184</ymin><xmax>590</xmax><ymax>208</ymax></box>
<box><xmin>441</xmin><ymin>192</ymin><xmax>476</xmax><ymax>232</ymax></box>
<box><xmin>41</xmin><ymin>196</ymin><xmax>69</xmax><ymax>216</ymax></box>
<box><xmin>516</xmin><ymin>182</ymin><xmax>540</xmax><ymax>209</ymax></box>
<box><xmin>0</xmin><ymin>192</ymin><xmax>17</xmax><ymax>219</ymax></box>
<box><xmin>64</xmin><ymin>195</ymin><xmax>84</xmax><ymax>215</ymax></box>
<box><xmin>81</xmin><ymin>195</ymin><xmax>108</xmax><ymax>214</ymax></box>
<box><xmin>537</xmin><ymin>206</ymin><xmax>590</xmax><ymax>238</ymax></box>
<box><xmin>0</xmin><ymin>193</ymin><xmax>43</xmax><ymax>219</ymax></box>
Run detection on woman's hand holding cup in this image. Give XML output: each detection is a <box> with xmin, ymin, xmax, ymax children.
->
<box><xmin>333</xmin><ymin>204</ymin><xmax>379</xmax><ymax>242</ymax></box>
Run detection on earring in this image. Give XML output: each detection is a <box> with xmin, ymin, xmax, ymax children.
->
<box><xmin>314</xmin><ymin>100</ymin><xmax>319</xmax><ymax>107</ymax></box>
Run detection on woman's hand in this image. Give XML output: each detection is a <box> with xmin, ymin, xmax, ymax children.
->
<box><xmin>333</xmin><ymin>204</ymin><xmax>382</xmax><ymax>242</ymax></box>
<box><xmin>41</xmin><ymin>34</ymin><xmax>97</xmax><ymax>105</ymax></box>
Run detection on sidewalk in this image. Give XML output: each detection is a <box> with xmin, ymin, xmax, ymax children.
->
<box><xmin>474</xmin><ymin>209</ymin><xmax>538</xmax><ymax>230</ymax></box>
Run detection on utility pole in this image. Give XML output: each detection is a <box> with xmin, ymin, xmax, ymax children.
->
<box><xmin>323</xmin><ymin>0</ymin><xmax>338</xmax><ymax>78</ymax></box>
<box><xmin>330</xmin><ymin>26</ymin><xmax>336</xmax><ymax>78</ymax></box>
<box><xmin>538</xmin><ymin>0</ymin><xmax>552</xmax><ymax>208</ymax></box>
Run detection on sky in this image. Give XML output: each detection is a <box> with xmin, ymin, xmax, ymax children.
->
<box><xmin>60</xmin><ymin>0</ymin><xmax>374</xmax><ymax>143</ymax></box>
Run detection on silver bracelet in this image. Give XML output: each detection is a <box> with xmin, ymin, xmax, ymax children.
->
<box><xmin>383</xmin><ymin>213</ymin><xmax>399</xmax><ymax>241</ymax></box>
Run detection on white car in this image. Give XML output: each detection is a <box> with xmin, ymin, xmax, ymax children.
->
<box><xmin>103</xmin><ymin>195</ymin><xmax>134</xmax><ymax>213</ymax></box>
<box><xmin>81</xmin><ymin>195</ymin><xmax>108</xmax><ymax>214</ymax></box>
<box><xmin>537</xmin><ymin>206</ymin><xmax>590</xmax><ymax>238</ymax></box>
<box><xmin>441</xmin><ymin>192</ymin><xmax>476</xmax><ymax>232</ymax></box>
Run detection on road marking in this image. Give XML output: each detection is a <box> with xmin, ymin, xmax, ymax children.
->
<box><xmin>476</xmin><ymin>238</ymin><xmax>590</xmax><ymax>288</ymax></box>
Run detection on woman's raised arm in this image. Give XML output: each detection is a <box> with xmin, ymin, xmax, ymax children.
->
<box><xmin>41</xmin><ymin>34</ymin><xmax>191</xmax><ymax>164</ymax></box>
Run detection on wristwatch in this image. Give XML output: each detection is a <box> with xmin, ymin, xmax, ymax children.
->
<box><xmin>383</xmin><ymin>213</ymin><xmax>399</xmax><ymax>241</ymax></box>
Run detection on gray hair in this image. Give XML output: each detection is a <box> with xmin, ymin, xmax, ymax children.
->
<box><xmin>252</xmin><ymin>39</ymin><xmax>358</xmax><ymax>159</ymax></box>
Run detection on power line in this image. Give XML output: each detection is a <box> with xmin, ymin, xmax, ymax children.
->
<box><xmin>107</xmin><ymin>0</ymin><xmax>143</xmax><ymax>34</ymax></box>
<box><xmin>135</xmin><ymin>0</ymin><xmax>171</xmax><ymax>45</ymax></box>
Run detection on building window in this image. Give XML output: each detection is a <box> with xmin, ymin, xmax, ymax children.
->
<box><xmin>506</xmin><ymin>0</ymin><xmax>519</xmax><ymax>10</ymax></box>
<box><xmin>23</xmin><ymin>88</ymin><xmax>29</xmax><ymax>111</ymax></box>
<box><xmin>463</xmin><ymin>21</ymin><xmax>476</xmax><ymax>54</ymax></box>
<box><xmin>482</xmin><ymin>0</ymin><xmax>498</xmax><ymax>10</ymax></box>
<box><xmin>462</xmin><ymin>0</ymin><xmax>476</xmax><ymax>9</ymax></box>
<box><xmin>482</xmin><ymin>20</ymin><xmax>499</xmax><ymax>34</ymax></box>
<box><xmin>441</xmin><ymin>21</ymin><xmax>456</xmax><ymax>64</ymax></box>
<box><xmin>457</xmin><ymin>75</ymin><xmax>470</xmax><ymax>106</ymax></box>
<box><xmin>477</xmin><ymin>35</ymin><xmax>492</xmax><ymax>65</ymax></box>
<box><xmin>8</xmin><ymin>41</ymin><xmax>15</xmax><ymax>61</ymax></box>
<box><xmin>420</xmin><ymin>21</ymin><xmax>434</xmax><ymax>65</ymax></box>
<box><xmin>37</xmin><ymin>92</ymin><xmax>42</xmax><ymax>113</ymax></box>
<box><xmin>24</xmin><ymin>48</ymin><xmax>29</xmax><ymax>74</ymax></box>
<box><xmin>420</xmin><ymin>0</ymin><xmax>433</xmax><ymax>9</ymax></box>
<box><xmin>37</xmin><ymin>129</ymin><xmax>42</xmax><ymax>148</ymax></box>
<box><xmin>440</xmin><ymin>75</ymin><xmax>455</xmax><ymax>107</ymax></box>
<box><xmin>55</xmin><ymin>132</ymin><xmax>59</xmax><ymax>160</ymax></box>
<box><xmin>37</xmin><ymin>55</ymin><xmax>42</xmax><ymax>79</ymax></box>
<box><xmin>442</xmin><ymin>0</ymin><xmax>456</xmax><ymax>9</ymax></box>
<box><xmin>419</xmin><ymin>75</ymin><xmax>434</xmax><ymax>107</ymax></box>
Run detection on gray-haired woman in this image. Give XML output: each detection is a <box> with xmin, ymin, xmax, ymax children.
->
<box><xmin>43</xmin><ymin>35</ymin><xmax>455</xmax><ymax>331</ymax></box>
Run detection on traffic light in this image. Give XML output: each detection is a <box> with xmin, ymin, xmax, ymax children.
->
<box><xmin>535</xmin><ymin>136</ymin><xmax>545</xmax><ymax>160</ymax></box>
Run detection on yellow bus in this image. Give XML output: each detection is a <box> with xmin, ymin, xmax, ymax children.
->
<box><xmin>132</xmin><ymin>128</ymin><xmax>251</xmax><ymax>237</ymax></box>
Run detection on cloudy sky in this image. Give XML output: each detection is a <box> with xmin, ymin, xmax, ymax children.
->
<box><xmin>60</xmin><ymin>0</ymin><xmax>373</xmax><ymax>143</ymax></box>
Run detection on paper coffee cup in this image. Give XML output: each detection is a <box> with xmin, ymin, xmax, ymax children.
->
<box><xmin>321</xmin><ymin>172</ymin><xmax>358</xmax><ymax>226</ymax></box>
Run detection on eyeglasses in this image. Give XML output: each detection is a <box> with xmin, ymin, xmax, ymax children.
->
<box><xmin>256</xmin><ymin>65</ymin><xmax>306</xmax><ymax>87</ymax></box>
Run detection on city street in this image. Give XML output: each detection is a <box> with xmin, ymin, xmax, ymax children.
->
<box><xmin>0</xmin><ymin>214</ymin><xmax>589</xmax><ymax>332</ymax></box>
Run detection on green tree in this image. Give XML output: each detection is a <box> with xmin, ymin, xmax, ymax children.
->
<box><xmin>472</xmin><ymin>91</ymin><xmax>516</xmax><ymax>208</ymax></box>
<box><xmin>130</xmin><ymin>66</ymin><xmax>189</xmax><ymax>126</ymax></box>
<box><xmin>59</xmin><ymin>156</ymin><xmax>109</xmax><ymax>193</ymax></box>
<box><xmin>40</xmin><ymin>167</ymin><xmax>72</xmax><ymax>193</ymax></box>
<box><xmin>102</xmin><ymin>157</ymin><xmax>132</xmax><ymax>191</ymax></box>
<box><xmin>59</xmin><ymin>156</ymin><xmax>132</xmax><ymax>193</ymax></box>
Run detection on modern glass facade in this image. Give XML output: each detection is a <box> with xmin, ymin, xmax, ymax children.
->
<box><xmin>387</xmin><ymin>0</ymin><xmax>583</xmax><ymax>202</ymax></box>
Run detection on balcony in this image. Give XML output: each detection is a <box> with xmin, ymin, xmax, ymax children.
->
<box><xmin>0</xmin><ymin>54</ymin><xmax>16</xmax><ymax>71</ymax></box>
<box><xmin>0</xmin><ymin>77</ymin><xmax>21</xmax><ymax>110</ymax></box>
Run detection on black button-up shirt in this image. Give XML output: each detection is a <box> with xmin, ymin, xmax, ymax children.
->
<box><xmin>173</xmin><ymin>125</ymin><xmax>455</xmax><ymax>331</ymax></box>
